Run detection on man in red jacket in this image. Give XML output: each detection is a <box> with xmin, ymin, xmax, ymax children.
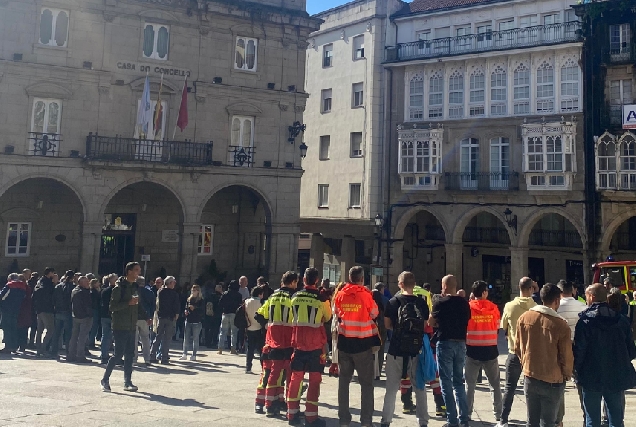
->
<box><xmin>465</xmin><ymin>280</ymin><xmax>502</xmax><ymax>423</ymax></box>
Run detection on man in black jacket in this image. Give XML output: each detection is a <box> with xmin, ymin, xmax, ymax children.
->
<box><xmin>575</xmin><ymin>284</ymin><xmax>636</xmax><ymax>427</ymax></box>
<box><xmin>150</xmin><ymin>276</ymin><xmax>180</xmax><ymax>364</ymax></box>
<box><xmin>33</xmin><ymin>267</ymin><xmax>56</xmax><ymax>357</ymax></box>
<box><xmin>217</xmin><ymin>280</ymin><xmax>243</xmax><ymax>354</ymax></box>
<box><xmin>50</xmin><ymin>270</ymin><xmax>75</xmax><ymax>359</ymax></box>
<box><xmin>67</xmin><ymin>276</ymin><xmax>93</xmax><ymax>363</ymax></box>
<box><xmin>100</xmin><ymin>274</ymin><xmax>116</xmax><ymax>364</ymax></box>
<box><xmin>134</xmin><ymin>276</ymin><xmax>154</xmax><ymax>366</ymax></box>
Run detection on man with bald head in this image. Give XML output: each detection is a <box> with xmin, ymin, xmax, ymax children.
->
<box><xmin>575</xmin><ymin>283</ymin><xmax>636</xmax><ymax>427</ymax></box>
<box><xmin>428</xmin><ymin>275</ymin><xmax>471</xmax><ymax>427</ymax></box>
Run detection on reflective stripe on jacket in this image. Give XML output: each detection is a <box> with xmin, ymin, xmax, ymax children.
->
<box><xmin>291</xmin><ymin>286</ymin><xmax>332</xmax><ymax>351</ymax></box>
<box><xmin>466</xmin><ymin>298</ymin><xmax>500</xmax><ymax>347</ymax></box>
<box><xmin>258</xmin><ymin>287</ymin><xmax>294</xmax><ymax>349</ymax></box>
<box><xmin>334</xmin><ymin>283</ymin><xmax>379</xmax><ymax>339</ymax></box>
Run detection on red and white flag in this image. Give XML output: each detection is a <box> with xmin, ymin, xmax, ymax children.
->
<box><xmin>176</xmin><ymin>78</ymin><xmax>188</xmax><ymax>132</ymax></box>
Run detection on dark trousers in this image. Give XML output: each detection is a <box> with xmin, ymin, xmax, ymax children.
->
<box><xmin>103</xmin><ymin>330</ymin><xmax>135</xmax><ymax>384</ymax></box>
<box><xmin>524</xmin><ymin>376</ymin><xmax>564</xmax><ymax>427</ymax></box>
<box><xmin>50</xmin><ymin>312</ymin><xmax>72</xmax><ymax>356</ymax></box>
<box><xmin>582</xmin><ymin>388</ymin><xmax>624</xmax><ymax>427</ymax></box>
<box><xmin>1</xmin><ymin>314</ymin><xmax>19</xmax><ymax>350</ymax></box>
<box><xmin>338</xmin><ymin>348</ymin><xmax>375</xmax><ymax>426</ymax></box>
<box><xmin>501</xmin><ymin>353</ymin><xmax>523</xmax><ymax>423</ymax></box>
<box><xmin>246</xmin><ymin>329</ymin><xmax>264</xmax><ymax>371</ymax></box>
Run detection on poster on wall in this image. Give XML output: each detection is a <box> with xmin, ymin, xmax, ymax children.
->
<box><xmin>624</xmin><ymin>104</ymin><xmax>636</xmax><ymax>129</ymax></box>
<box><xmin>161</xmin><ymin>230</ymin><xmax>179</xmax><ymax>243</ymax></box>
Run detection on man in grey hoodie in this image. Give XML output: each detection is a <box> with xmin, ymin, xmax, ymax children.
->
<box><xmin>67</xmin><ymin>276</ymin><xmax>93</xmax><ymax>363</ymax></box>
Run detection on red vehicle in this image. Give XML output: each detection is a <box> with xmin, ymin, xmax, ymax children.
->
<box><xmin>592</xmin><ymin>261</ymin><xmax>636</xmax><ymax>294</ymax></box>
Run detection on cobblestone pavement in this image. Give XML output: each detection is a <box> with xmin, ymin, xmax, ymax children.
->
<box><xmin>0</xmin><ymin>333</ymin><xmax>634</xmax><ymax>427</ymax></box>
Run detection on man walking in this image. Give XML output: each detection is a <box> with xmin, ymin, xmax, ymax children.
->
<box><xmin>575</xmin><ymin>284</ymin><xmax>636</xmax><ymax>427</ymax></box>
<box><xmin>67</xmin><ymin>276</ymin><xmax>93</xmax><ymax>363</ymax></box>
<box><xmin>428</xmin><ymin>274</ymin><xmax>471</xmax><ymax>427</ymax></box>
<box><xmin>100</xmin><ymin>274</ymin><xmax>116</xmax><ymax>364</ymax></box>
<box><xmin>101</xmin><ymin>262</ymin><xmax>142</xmax><ymax>392</ymax></box>
<box><xmin>334</xmin><ymin>266</ymin><xmax>381</xmax><ymax>427</ymax></box>
<box><xmin>150</xmin><ymin>276</ymin><xmax>180</xmax><ymax>365</ymax></box>
<box><xmin>465</xmin><ymin>280</ymin><xmax>502</xmax><ymax>423</ymax></box>
<box><xmin>515</xmin><ymin>283</ymin><xmax>573</xmax><ymax>427</ymax></box>
<box><xmin>497</xmin><ymin>277</ymin><xmax>537</xmax><ymax>427</ymax></box>
<box><xmin>380</xmin><ymin>271</ymin><xmax>429</xmax><ymax>427</ymax></box>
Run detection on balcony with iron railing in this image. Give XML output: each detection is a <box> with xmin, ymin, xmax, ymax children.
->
<box><xmin>611</xmin><ymin>232</ymin><xmax>636</xmax><ymax>251</ymax></box>
<box><xmin>444</xmin><ymin>172</ymin><xmax>520</xmax><ymax>191</ymax></box>
<box><xmin>385</xmin><ymin>21</ymin><xmax>581</xmax><ymax>63</ymax></box>
<box><xmin>603</xmin><ymin>44</ymin><xmax>636</xmax><ymax>65</ymax></box>
<box><xmin>85</xmin><ymin>133</ymin><xmax>213</xmax><ymax>165</ymax></box>
<box><xmin>29</xmin><ymin>132</ymin><xmax>62</xmax><ymax>157</ymax></box>
<box><xmin>528</xmin><ymin>229</ymin><xmax>583</xmax><ymax>248</ymax></box>
<box><xmin>463</xmin><ymin>227</ymin><xmax>511</xmax><ymax>245</ymax></box>
<box><xmin>228</xmin><ymin>145</ymin><xmax>255</xmax><ymax>167</ymax></box>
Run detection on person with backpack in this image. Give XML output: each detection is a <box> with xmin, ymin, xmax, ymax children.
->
<box><xmin>203</xmin><ymin>283</ymin><xmax>222</xmax><ymax>349</ymax></box>
<box><xmin>380</xmin><ymin>271</ymin><xmax>430</xmax><ymax>427</ymax></box>
<box><xmin>465</xmin><ymin>280</ymin><xmax>502</xmax><ymax>423</ymax></box>
<box><xmin>217</xmin><ymin>280</ymin><xmax>242</xmax><ymax>355</ymax></box>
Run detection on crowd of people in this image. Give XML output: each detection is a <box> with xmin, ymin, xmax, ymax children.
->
<box><xmin>2</xmin><ymin>262</ymin><xmax>636</xmax><ymax>427</ymax></box>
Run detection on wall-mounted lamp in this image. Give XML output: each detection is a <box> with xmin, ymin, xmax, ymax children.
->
<box><xmin>504</xmin><ymin>208</ymin><xmax>518</xmax><ymax>235</ymax></box>
<box><xmin>288</xmin><ymin>121</ymin><xmax>306</xmax><ymax>144</ymax></box>
<box><xmin>299</xmin><ymin>141</ymin><xmax>308</xmax><ymax>158</ymax></box>
<box><xmin>141</xmin><ymin>204</ymin><xmax>147</xmax><ymax>212</ymax></box>
<box><xmin>37</xmin><ymin>200</ymin><xmax>44</xmax><ymax>209</ymax></box>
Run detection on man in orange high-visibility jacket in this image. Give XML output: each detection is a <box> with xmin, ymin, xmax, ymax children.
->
<box><xmin>334</xmin><ymin>266</ymin><xmax>381</xmax><ymax>427</ymax></box>
<box><xmin>466</xmin><ymin>280</ymin><xmax>502</xmax><ymax>422</ymax></box>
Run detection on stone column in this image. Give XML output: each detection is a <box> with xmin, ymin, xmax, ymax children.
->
<box><xmin>445</xmin><ymin>243</ymin><xmax>464</xmax><ymax>290</ymax></box>
<box><xmin>341</xmin><ymin>236</ymin><xmax>356</xmax><ymax>280</ymax></box>
<box><xmin>510</xmin><ymin>247</ymin><xmax>529</xmax><ymax>297</ymax></box>
<box><xmin>80</xmin><ymin>221</ymin><xmax>104</xmax><ymax>275</ymax></box>
<box><xmin>309</xmin><ymin>233</ymin><xmax>324</xmax><ymax>274</ymax></box>
<box><xmin>179</xmin><ymin>223</ymin><xmax>200</xmax><ymax>285</ymax></box>
<box><xmin>268</xmin><ymin>224</ymin><xmax>299</xmax><ymax>283</ymax></box>
<box><xmin>388</xmin><ymin>240</ymin><xmax>404</xmax><ymax>294</ymax></box>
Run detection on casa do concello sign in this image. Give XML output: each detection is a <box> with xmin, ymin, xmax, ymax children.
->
<box><xmin>624</xmin><ymin>104</ymin><xmax>636</xmax><ymax>130</ymax></box>
<box><xmin>116</xmin><ymin>61</ymin><xmax>191</xmax><ymax>77</ymax></box>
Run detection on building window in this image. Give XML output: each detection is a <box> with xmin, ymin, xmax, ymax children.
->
<box><xmin>610</xmin><ymin>80</ymin><xmax>633</xmax><ymax>125</ymax></box>
<box><xmin>353</xmin><ymin>35</ymin><xmax>365</xmax><ymax>59</ymax></box>
<box><xmin>231</xmin><ymin>116</ymin><xmax>254</xmax><ymax>147</ymax></box>
<box><xmin>449</xmin><ymin>70</ymin><xmax>464</xmax><ymax>118</ymax></box>
<box><xmin>513</xmin><ymin>64</ymin><xmax>530</xmax><ymax>114</ymax></box>
<box><xmin>350</xmin><ymin>132</ymin><xmax>363</xmax><ymax>157</ymax></box>
<box><xmin>490</xmin><ymin>137</ymin><xmax>510</xmax><ymax>188</ymax></box>
<box><xmin>323</xmin><ymin>44</ymin><xmax>333</xmax><ymax>67</ymax></box>
<box><xmin>498</xmin><ymin>19</ymin><xmax>515</xmax><ymax>46</ymax></box>
<box><xmin>596</xmin><ymin>132</ymin><xmax>636</xmax><ymax>190</ymax></box>
<box><xmin>31</xmin><ymin>98</ymin><xmax>61</xmax><ymax>135</ymax></box>
<box><xmin>429</xmin><ymin>73</ymin><xmax>443</xmax><ymax>118</ymax></box>
<box><xmin>198</xmin><ymin>225</ymin><xmax>214</xmax><ymax>255</ymax></box>
<box><xmin>469</xmin><ymin>71</ymin><xmax>485</xmax><ymax>117</ymax></box>
<box><xmin>319</xmin><ymin>135</ymin><xmax>330</xmax><ymax>160</ymax></box>
<box><xmin>519</xmin><ymin>15</ymin><xmax>539</xmax><ymax>43</ymax></box>
<box><xmin>318</xmin><ymin>184</ymin><xmax>329</xmax><ymax>208</ymax></box>
<box><xmin>560</xmin><ymin>61</ymin><xmax>579</xmax><ymax>112</ymax></box>
<box><xmin>235</xmin><ymin>37</ymin><xmax>257</xmax><ymax>71</ymax></box>
<box><xmin>536</xmin><ymin>61</ymin><xmax>554</xmax><ymax>113</ymax></box>
<box><xmin>349</xmin><ymin>184</ymin><xmax>361</xmax><ymax>208</ymax></box>
<box><xmin>409</xmin><ymin>74</ymin><xmax>424</xmax><ymax>120</ymax></box>
<box><xmin>477</xmin><ymin>24</ymin><xmax>492</xmax><ymax>48</ymax></box>
<box><xmin>143</xmin><ymin>23</ymin><xmax>169</xmax><ymax>60</ymax></box>
<box><xmin>609</xmin><ymin>24</ymin><xmax>631</xmax><ymax>55</ymax></box>
<box><xmin>460</xmin><ymin>138</ymin><xmax>479</xmax><ymax>189</ymax></box>
<box><xmin>491</xmin><ymin>66</ymin><xmax>507</xmax><ymax>116</ymax></box>
<box><xmin>523</xmin><ymin>121</ymin><xmax>576</xmax><ymax>188</ymax></box>
<box><xmin>5</xmin><ymin>223</ymin><xmax>31</xmax><ymax>257</ymax></box>
<box><xmin>352</xmin><ymin>83</ymin><xmax>364</xmax><ymax>107</ymax></box>
<box><xmin>620</xmin><ymin>133</ymin><xmax>636</xmax><ymax>189</ymax></box>
<box><xmin>543</xmin><ymin>13</ymin><xmax>561</xmax><ymax>41</ymax></box>
<box><xmin>398</xmin><ymin>127</ymin><xmax>443</xmax><ymax>190</ymax></box>
<box><xmin>39</xmin><ymin>8</ymin><xmax>69</xmax><ymax>47</ymax></box>
<box><xmin>456</xmin><ymin>26</ymin><xmax>471</xmax><ymax>50</ymax></box>
<box><xmin>322</xmin><ymin>89</ymin><xmax>332</xmax><ymax>113</ymax></box>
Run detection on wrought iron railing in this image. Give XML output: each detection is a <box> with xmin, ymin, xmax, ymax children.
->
<box><xmin>612</xmin><ymin>232</ymin><xmax>636</xmax><ymax>251</ymax></box>
<box><xmin>29</xmin><ymin>132</ymin><xmax>61</xmax><ymax>157</ymax></box>
<box><xmin>529</xmin><ymin>230</ymin><xmax>583</xmax><ymax>248</ymax></box>
<box><xmin>386</xmin><ymin>21</ymin><xmax>581</xmax><ymax>62</ymax></box>
<box><xmin>425</xmin><ymin>225</ymin><xmax>446</xmax><ymax>241</ymax></box>
<box><xmin>444</xmin><ymin>172</ymin><xmax>519</xmax><ymax>191</ymax></box>
<box><xmin>85</xmin><ymin>133</ymin><xmax>213</xmax><ymax>165</ymax></box>
<box><xmin>604</xmin><ymin>45</ymin><xmax>636</xmax><ymax>64</ymax></box>
<box><xmin>463</xmin><ymin>227</ymin><xmax>511</xmax><ymax>244</ymax></box>
<box><xmin>228</xmin><ymin>145</ymin><xmax>255</xmax><ymax>167</ymax></box>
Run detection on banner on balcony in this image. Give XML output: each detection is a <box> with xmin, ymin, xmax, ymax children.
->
<box><xmin>624</xmin><ymin>104</ymin><xmax>636</xmax><ymax>130</ymax></box>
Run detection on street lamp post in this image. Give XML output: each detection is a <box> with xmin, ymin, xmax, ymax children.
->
<box><xmin>374</xmin><ymin>214</ymin><xmax>384</xmax><ymax>265</ymax></box>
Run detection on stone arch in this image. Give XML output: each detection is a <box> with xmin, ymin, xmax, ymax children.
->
<box><xmin>0</xmin><ymin>174</ymin><xmax>88</xmax><ymax>221</ymax></box>
<box><xmin>600</xmin><ymin>210</ymin><xmax>636</xmax><ymax>254</ymax></box>
<box><xmin>518</xmin><ymin>207</ymin><xmax>585</xmax><ymax>248</ymax></box>
<box><xmin>393</xmin><ymin>206</ymin><xmax>450</xmax><ymax>242</ymax></box>
<box><xmin>452</xmin><ymin>206</ymin><xmax>516</xmax><ymax>245</ymax></box>
<box><xmin>196</xmin><ymin>182</ymin><xmax>274</xmax><ymax>224</ymax></box>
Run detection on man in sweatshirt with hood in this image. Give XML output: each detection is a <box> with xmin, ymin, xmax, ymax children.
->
<box><xmin>575</xmin><ymin>283</ymin><xmax>636</xmax><ymax>427</ymax></box>
<box><xmin>515</xmin><ymin>283</ymin><xmax>573</xmax><ymax>427</ymax></box>
<box><xmin>465</xmin><ymin>280</ymin><xmax>502</xmax><ymax>423</ymax></box>
<box><xmin>496</xmin><ymin>276</ymin><xmax>537</xmax><ymax>427</ymax></box>
<box><xmin>0</xmin><ymin>273</ymin><xmax>27</xmax><ymax>353</ymax></box>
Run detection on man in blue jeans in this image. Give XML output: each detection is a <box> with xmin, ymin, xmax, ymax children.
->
<box><xmin>575</xmin><ymin>283</ymin><xmax>636</xmax><ymax>427</ymax></box>
<box><xmin>50</xmin><ymin>271</ymin><xmax>75</xmax><ymax>359</ymax></box>
<box><xmin>429</xmin><ymin>275</ymin><xmax>471</xmax><ymax>427</ymax></box>
<box><xmin>100</xmin><ymin>275</ymin><xmax>116</xmax><ymax>364</ymax></box>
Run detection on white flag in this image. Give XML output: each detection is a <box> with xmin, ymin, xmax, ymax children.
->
<box><xmin>136</xmin><ymin>76</ymin><xmax>152</xmax><ymax>137</ymax></box>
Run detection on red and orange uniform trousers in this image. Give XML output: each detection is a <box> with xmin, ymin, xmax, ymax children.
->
<box><xmin>286</xmin><ymin>349</ymin><xmax>326</xmax><ymax>423</ymax></box>
<box><xmin>263</xmin><ymin>347</ymin><xmax>293</xmax><ymax>410</ymax></box>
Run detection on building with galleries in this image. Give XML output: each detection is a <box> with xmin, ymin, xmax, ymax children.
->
<box><xmin>383</xmin><ymin>0</ymin><xmax>586</xmax><ymax>297</ymax></box>
<box><xmin>0</xmin><ymin>0</ymin><xmax>319</xmax><ymax>284</ymax></box>
<box><xmin>576</xmin><ymin>1</ymin><xmax>636</xmax><ymax>270</ymax></box>
<box><xmin>300</xmin><ymin>0</ymin><xmax>403</xmax><ymax>283</ymax></box>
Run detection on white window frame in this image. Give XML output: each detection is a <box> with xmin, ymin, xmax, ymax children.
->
<box><xmin>519</xmin><ymin>15</ymin><xmax>539</xmax><ymax>44</ymax></box>
<box><xmin>460</xmin><ymin>138</ymin><xmax>480</xmax><ymax>189</ymax></box>
<box><xmin>498</xmin><ymin>20</ymin><xmax>515</xmax><ymax>47</ymax></box>
<box><xmin>619</xmin><ymin>133</ymin><xmax>636</xmax><ymax>190</ymax></box>
<box><xmin>142</xmin><ymin>23</ymin><xmax>170</xmax><ymax>61</ymax></box>
<box><xmin>31</xmin><ymin>98</ymin><xmax>62</xmax><ymax>135</ymax></box>
<box><xmin>490</xmin><ymin>137</ymin><xmax>510</xmax><ymax>189</ymax></box>
<box><xmin>39</xmin><ymin>8</ymin><xmax>69</xmax><ymax>47</ymax></box>
<box><xmin>610</xmin><ymin>79</ymin><xmax>633</xmax><ymax>125</ymax></box>
<box><xmin>398</xmin><ymin>128</ymin><xmax>443</xmax><ymax>190</ymax></box>
<box><xmin>323</xmin><ymin>44</ymin><xmax>333</xmax><ymax>67</ymax></box>
<box><xmin>455</xmin><ymin>26</ymin><xmax>471</xmax><ymax>51</ymax></box>
<box><xmin>469</xmin><ymin>71</ymin><xmax>485</xmax><ymax>117</ymax></box>
<box><xmin>596</xmin><ymin>133</ymin><xmax>618</xmax><ymax>190</ymax></box>
<box><xmin>230</xmin><ymin>116</ymin><xmax>254</xmax><ymax>147</ymax></box>
<box><xmin>409</xmin><ymin>74</ymin><xmax>424</xmax><ymax>120</ymax></box>
<box><xmin>5</xmin><ymin>222</ymin><xmax>31</xmax><ymax>257</ymax></box>
<box><xmin>477</xmin><ymin>24</ymin><xmax>492</xmax><ymax>49</ymax></box>
<box><xmin>491</xmin><ymin>66</ymin><xmax>507</xmax><ymax>116</ymax></box>
<box><xmin>319</xmin><ymin>135</ymin><xmax>330</xmax><ymax>160</ymax></box>
<box><xmin>609</xmin><ymin>23</ymin><xmax>631</xmax><ymax>54</ymax></box>
<box><xmin>234</xmin><ymin>36</ymin><xmax>258</xmax><ymax>71</ymax></box>
<box><xmin>350</xmin><ymin>132</ymin><xmax>363</xmax><ymax>157</ymax></box>
<box><xmin>536</xmin><ymin>61</ymin><xmax>555</xmax><ymax>113</ymax></box>
<box><xmin>522</xmin><ymin>121</ymin><xmax>576</xmax><ymax>190</ymax></box>
<box><xmin>448</xmin><ymin>71</ymin><xmax>464</xmax><ymax>119</ymax></box>
<box><xmin>543</xmin><ymin>13</ymin><xmax>562</xmax><ymax>41</ymax></box>
<box><xmin>353</xmin><ymin>35</ymin><xmax>365</xmax><ymax>60</ymax></box>
<box><xmin>352</xmin><ymin>83</ymin><xmax>364</xmax><ymax>108</ymax></box>
<box><xmin>318</xmin><ymin>184</ymin><xmax>329</xmax><ymax>208</ymax></box>
<box><xmin>429</xmin><ymin>73</ymin><xmax>443</xmax><ymax>118</ymax></box>
<box><xmin>514</xmin><ymin>64</ymin><xmax>531</xmax><ymax>114</ymax></box>
<box><xmin>349</xmin><ymin>183</ymin><xmax>361</xmax><ymax>208</ymax></box>
<box><xmin>197</xmin><ymin>225</ymin><xmax>214</xmax><ymax>256</ymax></box>
<box><xmin>560</xmin><ymin>61</ymin><xmax>580</xmax><ymax>112</ymax></box>
<box><xmin>322</xmin><ymin>89</ymin><xmax>332</xmax><ymax>113</ymax></box>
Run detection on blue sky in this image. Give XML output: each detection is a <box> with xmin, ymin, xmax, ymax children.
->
<box><xmin>306</xmin><ymin>0</ymin><xmax>350</xmax><ymax>15</ymax></box>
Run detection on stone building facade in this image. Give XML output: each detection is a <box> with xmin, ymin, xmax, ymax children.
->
<box><xmin>382</xmin><ymin>0</ymin><xmax>587</xmax><ymax>297</ymax></box>
<box><xmin>0</xmin><ymin>0</ymin><xmax>319</xmax><ymax>284</ymax></box>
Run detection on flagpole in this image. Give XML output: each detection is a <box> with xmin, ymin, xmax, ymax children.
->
<box><xmin>172</xmin><ymin>74</ymin><xmax>187</xmax><ymax>140</ymax></box>
<box><xmin>153</xmin><ymin>72</ymin><xmax>164</xmax><ymax>140</ymax></box>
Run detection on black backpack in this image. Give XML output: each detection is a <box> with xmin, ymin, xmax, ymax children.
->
<box><xmin>234</xmin><ymin>302</ymin><xmax>248</xmax><ymax>329</ymax></box>
<box><xmin>395</xmin><ymin>295</ymin><xmax>425</xmax><ymax>356</ymax></box>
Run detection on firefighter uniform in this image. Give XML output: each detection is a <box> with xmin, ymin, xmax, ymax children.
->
<box><xmin>286</xmin><ymin>285</ymin><xmax>332</xmax><ymax>425</ymax></box>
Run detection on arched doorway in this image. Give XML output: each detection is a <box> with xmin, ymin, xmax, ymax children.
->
<box><xmin>198</xmin><ymin>185</ymin><xmax>271</xmax><ymax>283</ymax></box>
<box><xmin>100</xmin><ymin>182</ymin><xmax>184</xmax><ymax>278</ymax></box>
<box><xmin>0</xmin><ymin>178</ymin><xmax>84</xmax><ymax>273</ymax></box>
<box><xmin>608</xmin><ymin>216</ymin><xmax>636</xmax><ymax>261</ymax></box>
<box><xmin>402</xmin><ymin>210</ymin><xmax>446</xmax><ymax>291</ymax></box>
<box><xmin>527</xmin><ymin>213</ymin><xmax>583</xmax><ymax>286</ymax></box>
<box><xmin>461</xmin><ymin>212</ymin><xmax>512</xmax><ymax>304</ymax></box>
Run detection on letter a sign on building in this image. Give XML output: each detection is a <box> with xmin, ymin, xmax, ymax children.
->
<box><xmin>624</xmin><ymin>104</ymin><xmax>636</xmax><ymax>129</ymax></box>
